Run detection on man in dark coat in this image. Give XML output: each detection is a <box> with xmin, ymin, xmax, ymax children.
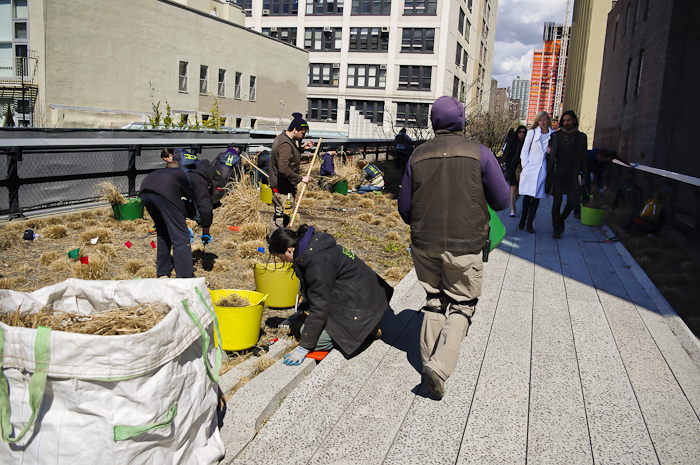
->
<box><xmin>545</xmin><ymin>110</ymin><xmax>588</xmax><ymax>239</ymax></box>
<box><xmin>319</xmin><ymin>144</ymin><xmax>338</xmax><ymax>177</ymax></box>
<box><xmin>140</xmin><ymin>162</ymin><xmax>215</xmax><ymax>278</ymax></box>
<box><xmin>397</xmin><ymin>96</ymin><xmax>509</xmax><ymax>399</ymax></box>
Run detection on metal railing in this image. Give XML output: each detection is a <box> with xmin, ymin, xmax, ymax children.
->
<box><xmin>0</xmin><ymin>132</ymin><xmax>397</xmax><ymax>219</ymax></box>
<box><xmin>0</xmin><ymin>56</ymin><xmax>38</xmax><ymax>85</ymax></box>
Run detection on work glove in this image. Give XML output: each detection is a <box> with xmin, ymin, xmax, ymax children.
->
<box><xmin>283</xmin><ymin>346</ymin><xmax>310</xmax><ymax>366</ymax></box>
<box><xmin>188</xmin><ymin>227</ymin><xmax>194</xmax><ymax>243</ymax></box>
<box><xmin>201</xmin><ymin>234</ymin><xmax>212</xmax><ymax>245</ymax></box>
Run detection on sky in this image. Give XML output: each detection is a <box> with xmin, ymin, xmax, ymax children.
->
<box><xmin>491</xmin><ymin>0</ymin><xmax>569</xmax><ymax>88</ymax></box>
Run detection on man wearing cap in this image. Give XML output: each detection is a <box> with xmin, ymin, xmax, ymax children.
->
<box><xmin>269</xmin><ymin>112</ymin><xmax>316</xmax><ymax>228</ymax></box>
<box><xmin>398</xmin><ymin>96</ymin><xmax>509</xmax><ymax>399</ymax></box>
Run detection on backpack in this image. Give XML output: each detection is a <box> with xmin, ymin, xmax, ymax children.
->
<box><xmin>639</xmin><ymin>198</ymin><xmax>661</xmax><ymax>222</ymax></box>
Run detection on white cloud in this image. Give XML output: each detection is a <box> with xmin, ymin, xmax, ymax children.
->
<box><xmin>492</xmin><ymin>0</ymin><xmax>568</xmax><ymax>87</ymax></box>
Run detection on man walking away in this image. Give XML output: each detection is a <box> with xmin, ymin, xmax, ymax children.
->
<box><xmin>394</xmin><ymin>128</ymin><xmax>413</xmax><ymax>173</ymax></box>
<box><xmin>545</xmin><ymin>110</ymin><xmax>588</xmax><ymax>239</ymax></box>
<box><xmin>398</xmin><ymin>96</ymin><xmax>509</xmax><ymax>399</ymax></box>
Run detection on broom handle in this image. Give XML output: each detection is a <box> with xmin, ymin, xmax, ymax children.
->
<box><xmin>240</xmin><ymin>155</ymin><xmax>269</xmax><ymax>178</ymax></box>
<box><xmin>289</xmin><ymin>138</ymin><xmax>322</xmax><ymax>228</ymax></box>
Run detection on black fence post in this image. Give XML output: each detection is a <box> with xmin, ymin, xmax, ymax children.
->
<box><xmin>128</xmin><ymin>145</ymin><xmax>140</xmax><ymax>197</ymax></box>
<box><xmin>7</xmin><ymin>146</ymin><xmax>23</xmax><ymax>219</ymax></box>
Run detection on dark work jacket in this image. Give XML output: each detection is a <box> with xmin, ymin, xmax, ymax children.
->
<box><xmin>319</xmin><ymin>152</ymin><xmax>335</xmax><ymax>176</ymax></box>
<box><xmin>504</xmin><ymin>136</ymin><xmax>525</xmax><ymax>182</ymax></box>
<box><xmin>257</xmin><ymin>153</ymin><xmax>270</xmax><ymax>174</ymax></box>
<box><xmin>294</xmin><ymin>230</ymin><xmax>393</xmax><ymax>355</ymax></box>
<box><xmin>545</xmin><ymin>129</ymin><xmax>588</xmax><ymax>195</ymax></box>
<box><xmin>270</xmin><ymin>132</ymin><xmax>303</xmax><ymax>195</ymax></box>
<box><xmin>139</xmin><ymin>168</ymin><xmax>214</xmax><ymax>228</ymax></box>
<box><xmin>405</xmin><ymin>130</ymin><xmax>489</xmax><ymax>253</ymax></box>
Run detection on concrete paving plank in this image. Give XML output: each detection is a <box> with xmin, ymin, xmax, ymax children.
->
<box><xmin>457</xmin><ymin>289</ymin><xmax>532</xmax><ymax>465</ymax></box>
<box><xmin>568</xmin><ymin>298</ymin><xmax>658</xmax><ymax>464</ymax></box>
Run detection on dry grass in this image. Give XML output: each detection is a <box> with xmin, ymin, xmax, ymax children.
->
<box><xmin>359</xmin><ymin>198</ymin><xmax>375</xmax><ymax>208</ymax></box>
<box><xmin>0</xmin><ymin>231</ymin><xmax>17</xmax><ymax>250</ymax></box>
<box><xmin>240</xmin><ymin>222</ymin><xmax>268</xmax><ymax>241</ymax></box>
<box><xmin>214</xmin><ymin>294</ymin><xmax>251</xmax><ymax>307</ymax></box>
<box><xmin>212</xmin><ymin>259</ymin><xmax>232</xmax><ymax>272</ymax></box>
<box><xmin>71</xmin><ymin>254</ymin><xmax>108</xmax><ymax>280</ymax></box>
<box><xmin>41</xmin><ymin>225</ymin><xmax>68</xmax><ymax>239</ymax></box>
<box><xmin>97</xmin><ymin>181</ymin><xmax>126</xmax><ymax>205</ymax></box>
<box><xmin>384</xmin><ymin>266</ymin><xmax>412</xmax><ymax>281</ymax></box>
<box><xmin>49</xmin><ymin>258</ymin><xmax>72</xmax><ymax>272</ymax></box>
<box><xmin>134</xmin><ymin>266</ymin><xmax>157</xmax><ymax>279</ymax></box>
<box><xmin>0</xmin><ymin>302</ymin><xmax>169</xmax><ymax>335</ymax></box>
<box><xmin>80</xmin><ymin>228</ymin><xmax>111</xmax><ymax>244</ymax></box>
<box><xmin>217</xmin><ymin>177</ymin><xmax>263</xmax><ymax>226</ymax></box>
<box><xmin>119</xmin><ymin>221</ymin><xmax>138</xmax><ymax>232</ymax></box>
<box><xmin>45</xmin><ymin>217</ymin><xmax>64</xmax><ymax>226</ymax></box>
<box><xmin>3</xmin><ymin>222</ymin><xmax>24</xmax><ymax>232</ymax></box>
<box><xmin>124</xmin><ymin>260</ymin><xmax>147</xmax><ymax>274</ymax></box>
<box><xmin>39</xmin><ymin>251</ymin><xmax>62</xmax><ymax>266</ymax></box>
<box><xmin>385</xmin><ymin>231</ymin><xmax>403</xmax><ymax>242</ymax></box>
<box><xmin>67</xmin><ymin>221</ymin><xmax>84</xmax><ymax>230</ymax></box>
<box><xmin>335</xmin><ymin>164</ymin><xmax>363</xmax><ymax>185</ymax></box>
<box><xmin>65</xmin><ymin>213</ymin><xmax>82</xmax><ymax>222</ymax></box>
<box><xmin>92</xmin><ymin>244</ymin><xmax>116</xmax><ymax>258</ymax></box>
<box><xmin>83</xmin><ymin>219</ymin><xmax>103</xmax><ymax>228</ymax></box>
<box><xmin>80</xmin><ymin>211</ymin><xmax>96</xmax><ymax>219</ymax></box>
<box><xmin>358</xmin><ymin>213</ymin><xmax>374</xmax><ymax>223</ymax></box>
<box><xmin>24</xmin><ymin>219</ymin><xmax>46</xmax><ymax>229</ymax></box>
<box><xmin>237</xmin><ymin>240</ymin><xmax>267</xmax><ymax>259</ymax></box>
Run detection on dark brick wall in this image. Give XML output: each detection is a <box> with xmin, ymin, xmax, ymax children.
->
<box><xmin>594</xmin><ymin>0</ymin><xmax>700</xmax><ymax>178</ymax></box>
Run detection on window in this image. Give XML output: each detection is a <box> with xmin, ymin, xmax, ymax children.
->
<box><xmin>235</xmin><ymin>72</ymin><xmax>242</xmax><ymax>99</ymax></box>
<box><xmin>306</xmin><ymin>0</ymin><xmax>343</xmax><ymax>15</ymax></box>
<box><xmin>218</xmin><ymin>69</ymin><xmax>226</xmax><ymax>97</ymax></box>
<box><xmin>398</xmin><ymin>66</ymin><xmax>431</xmax><ymax>90</ymax></box>
<box><xmin>14</xmin><ymin>0</ymin><xmax>28</xmax><ymax>19</ymax></box>
<box><xmin>249</xmin><ymin>76</ymin><xmax>256</xmax><ymax>101</ymax></box>
<box><xmin>305</xmin><ymin>28</ymin><xmax>342</xmax><ymax>51</ymax></box>
<box><xmin>232</xmin><ymin>0</ymin><xmax>253</xmax><ymax>14</ymax></box>
<box><xmin>262</xmin><ymin>27</ymin><xmax>297</xmax><ymax>45</ymax></box>
<box><xmin>462</xmin><ymin>50</ymin><xmax>468</xmax><ymax>71</ymax></box>
<box><xmin>403</xmin><ymin>0</ymin><xmax>436</xmax><ymax>15</ymax></box>
<box><xmin>401</xmin><ymin>28</ymin><xmax>435</xmax><ymax>53</ymax></box>
<box><xmin>307</xmin><ymin>98</ymin><xmax>338</xmax><ymax>121</ymax></box>
<box><xmin>308</xmin><ymin>63</ymin><xmax>340</xmax><ymax>86</ymax></box>
<box><xmin>179</xmin><ymin>61</ymin><xmax>188</xmax><ymax>92</ymax></box>
<box><xmin>453</xmin><ymin>76</ymin><xmax>460</xmax><ymax>98</ymax></box>
<box><xmin>263</xmin><ymin>0</ymin><xmax>299</xmax><ymax>15</ymax></box>
<box><xmin>635</xmin><ymin>47</ymin><xmax>644</xmax><ymax>95</ymax></box>
<box><xmin>14</xmin><ymin>22</ymin><xmax>27</xmax><ymax>39</ymax></box>
<box><xmin>467</xmin><ymin>0</ymin><xmax>472</xmax><ymax>12</ymax></box>
<box><xmin>465</xmin><ymin>19</ymin><xmax>471</xmax><ymax>42</ymax></box>
<box><xmin>347</xmin><ymin>64</ymin><xmax>386</xmax><ymax>88</ymax></box>
<box><xmin>456</xmin><ymin>43</ymin><xmax>462</xmax><ymax>66</ymax></box>
<box><xmin>352</xmin><ymin>0</ymin><xmax>391</xmax><ymax>15</ymax></box>
<box><xmin>458</xmin><ymin>9</ymin><xmax>465</xmax><ymax>35</ymax></box>
<box><xmin>345</xmin><ymin>100</ymin><xmax>384</xmax><ymax>124</ymax></box>
<box><xmin>396</xmin><ymin>102</ymin><xmax>429</xmax><ymax>128</ymax></box>
<box><xmin>349</xmin><ymin>28</ymin><xmax>389</xmax><ymax>51</ymax></box>
<box><xmin>199</xmin><ymin>65</ymin><xmax>208</xmax><ymax>94</ymax></box>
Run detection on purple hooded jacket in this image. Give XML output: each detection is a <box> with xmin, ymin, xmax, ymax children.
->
<box><xmin>397</xmin><ymin>96</ymin><xmax>509</xmax><ymax>224</ymax></box>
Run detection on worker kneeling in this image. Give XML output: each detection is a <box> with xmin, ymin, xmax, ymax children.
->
<box><xmin>268</xmin><ymin>225</ymin><xmax>393</xmax><ymax>365</ymax></box>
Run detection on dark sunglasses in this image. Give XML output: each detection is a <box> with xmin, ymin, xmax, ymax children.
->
<box><xmin>517</xmin><ymin>130</ymin><xmax>526</xmax><ymax>134</ymax></box>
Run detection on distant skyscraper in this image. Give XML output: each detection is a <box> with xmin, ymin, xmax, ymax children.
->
<box><xmin>527</xmin><ymin>22</ymin><xmax>567</xmax><ymax>124</ymax></box>
<box><xmin>511</xmin><ymin>76</ymin><xmax>530</xmax><ymax>120</ymax></box>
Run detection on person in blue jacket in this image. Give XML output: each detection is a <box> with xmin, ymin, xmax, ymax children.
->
<box><xmin>319</xmin><ymin>144</ymin><xmax>338</xmax><ymax>177</ymax></box>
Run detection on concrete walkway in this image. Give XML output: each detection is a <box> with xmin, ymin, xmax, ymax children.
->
<box><xmin>226</xmin><ymin>197</ymin><xmax>700</xmax><ymax>465</ymax></box>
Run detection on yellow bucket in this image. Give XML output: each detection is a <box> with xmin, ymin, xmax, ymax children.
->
<box><xmin>260</xmin><ymin>183</ymin><xmax>273</xmax><ymax>205</ymax></box>
<box><xmin>253</xmin><ymin>262</ymin><xmax>300</xmax><ymax>308</ymax></box>
<box><xmin>209</xmin><ymin>289</ymin><xmax>267</xmax><ymax>351</ymax></box>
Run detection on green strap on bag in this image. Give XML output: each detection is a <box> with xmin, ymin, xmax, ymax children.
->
<box><xmin>0</xmin><ymin>325</ymin><xmax>51</xmax><ymax>443</ymax></box>
<box><xmin>113</xmin><ymin>403</ymin><xmax>178</xmax><ymax>441</ymax></box>
<box><xmin>182</xmin><ymin>288</ymin><xmax>222</xmax><ymax>384</ymax></box>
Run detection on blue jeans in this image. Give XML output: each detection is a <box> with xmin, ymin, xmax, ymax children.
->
<box><xmin>358</xmin><ymin>185</ymin><xmax>382</xmax><ymax>194</ymax></box>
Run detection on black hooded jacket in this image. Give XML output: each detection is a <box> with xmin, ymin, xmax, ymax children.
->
<box><xmin>293</xmin><ymin>229</ymin><xmax>393</xmax><ymax>355</ymax></box>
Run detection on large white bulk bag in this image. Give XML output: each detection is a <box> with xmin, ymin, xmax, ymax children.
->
<box><xmin>0</xmin><ymin>278</ymin><xmax>225</xmax><ymax>464</ymax></box>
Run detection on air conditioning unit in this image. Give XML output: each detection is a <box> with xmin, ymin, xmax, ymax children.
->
<box><xmin>262</xmin><ymin>8</ymin><xmax>270</xmax><ymax>15</ymax></box>
<box><xmin>270</xmin><ymin>26</ymin><xmax>278</xmax><ymax>32</ymax></box>
<box><xmin>332</xmin><ymin>63</ymin><xmax>340</xmax><ymax>68</ymax></box>
<box><xmin>379</xmin><ymin>64</ymin><xmax>387</xmax><ymax>70</ymax></box>
<box><xmin>323</xmin><ymin>26</ymin><xmax>332</xmax><ymax>32</ymax></box>
<box><xmin>381</xmin><ymin>27</ymin><xmax>389</xmax><ymax>32</ymax></box>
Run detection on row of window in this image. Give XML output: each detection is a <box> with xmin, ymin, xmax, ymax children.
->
<box><xmin>247</xmin><ymin>0</ymin><xmax>439</xmax><ymax>15</ymax></box>
<box><xmin>178</xmin><ymin>61</ymin><xmax>256</xmax><ymax>100</ymax></box>
<box><xmin>308</xmin><ymin>64</ymin><xmax>431</xmax><ymax>90</ymax></box>
<box><xmin>262</xmin><ymin>27</ymin><xmax>435</xmax><ymax>53</ymax></box>
<box><xmin>307</xmin><ymin>98</ymin><xmax>430</xmax><ymax>127</ymax></box>
<box><xmin>612</xmin><ymin>0</ymin><xmax>651</xmax><ymax>50</ymax></box>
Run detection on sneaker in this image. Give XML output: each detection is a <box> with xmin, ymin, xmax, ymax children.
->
<box><xmin>422</xmin><ymin>366</ymin><xmax>445</xmax><ymax>399</ymax></box>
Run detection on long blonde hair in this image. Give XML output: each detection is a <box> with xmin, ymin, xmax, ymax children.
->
<box><xmin>530</xmin><ymin>111</ymin><xmax>552</xmax><ymax>130</ymax></box>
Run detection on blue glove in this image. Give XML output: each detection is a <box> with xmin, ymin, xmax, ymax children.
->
<box><xmin>188</xmin><ymin>228</ymin><xmax>194</xmax><ymax>244</ymax></box>
<box><xmin>283</xmin><ymin>346</ymin><xmax>310</xmax><ymax>366</ymax></box>
<box><xmin>201</xmin><ymin>234</ymin><xmax>212</xmax><ymax>245</ymax></box>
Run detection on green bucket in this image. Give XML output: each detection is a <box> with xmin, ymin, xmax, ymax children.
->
<box><xmin>112</xmin><ymin>199</ymin><xmax>144</xmax><ymax>221</ymax></box>
<box><xmin>333</xmin><ymin>180</ymin><xmax>348</xmax><ymax>195</ymax></box>
<box><xmin>488</xmin><ymin>206</ymin><xmax>506</xmax><ymax>251</ymax></box>
<box><xmin>581</xmin><ymin>205</ymin><xmax>605</xmax><ymax>226</ymax></box>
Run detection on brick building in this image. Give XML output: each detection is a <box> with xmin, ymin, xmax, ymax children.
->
<box><xmin>527</xmin><ymin>22</ymin><xmax>566</xmax><ymax>124</ymax></box>
<box><xmin>594</xmin><ymin>0</ymin><xmax>700</xmax><ymax>177</ymax></box>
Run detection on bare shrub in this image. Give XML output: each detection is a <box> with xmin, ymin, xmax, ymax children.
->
<box><xmin>41</xmin><ymin>225</ymin><xmax>68</xmax><ymax>239</ymax></box>
<box><xmin>240</xmin><ymin>222</ymin><xmax>268</xmax><ymax>241</ymax></box>
<box><xmin>124</xmin><ymin>260</ymin><xmax>147</xmax><ymax>274</ymax></box>
<box><xmin>71</xmin><ymin>254</ymin><xmax>108</xmax><ymax>280</ymax></box>
<box><xmin>134</xmin><ymin>266</ymin><xmax>157</xmax><ymax>279</ymax></box>
<box><xmin>39</xmin><ymin>251</ymin><xmax>62</xmax><ymax>266</ymax></box>
<box><xmin>80</xmin><ymin>228</ymin><xmax>111</xmax><ymax>244</ymax></box>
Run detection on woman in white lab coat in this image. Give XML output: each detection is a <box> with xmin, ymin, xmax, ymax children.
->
<box><xmin>518</xmin><ymin>111</ymin><xmax>552</xmax><ymax>233</ymax></box>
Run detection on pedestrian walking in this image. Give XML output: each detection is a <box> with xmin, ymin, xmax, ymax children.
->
<box><xmin>519</xmin><ymin>111</ymin><xmax>552</xmax><ymax>233</ymax></box>
<box><xmin>397</xmin><ymin>96</ymin><xmax>509</xmax><ymax>399</ymax></box>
